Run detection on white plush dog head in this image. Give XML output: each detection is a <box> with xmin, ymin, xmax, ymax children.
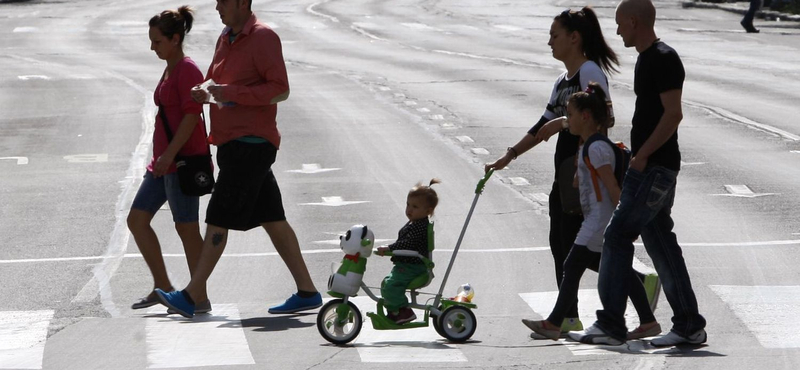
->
<box><xmin>339</xmin><ymin>224</ymin><xmax>374</xmax><ymax>257</ymax></box>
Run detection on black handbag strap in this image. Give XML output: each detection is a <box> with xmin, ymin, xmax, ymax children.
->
<box><xmin>157</xmin><ymin>68</ymin><xmax>211</xmax><ymax>155</ymax></box>
<box><xmin>157</xmin><ymin>101</ymin><xmax>211</xmax><ymax>155</ymax></box>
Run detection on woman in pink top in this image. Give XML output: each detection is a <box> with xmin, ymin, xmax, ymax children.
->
<box><xmin>128</xmin><ymin>6</ymin><xmax>211</xmax><ymax>313</ymax></box>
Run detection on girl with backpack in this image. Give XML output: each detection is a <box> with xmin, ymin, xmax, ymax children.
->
<box><xmin>485</xmin><ymin>7</ymin><xmax>618</xmax><ymax>334</ymax></box>
<box><xmin>522</xmin><ymin>83</ymin><xmax>660</xmax><ymax>341</ymax></box>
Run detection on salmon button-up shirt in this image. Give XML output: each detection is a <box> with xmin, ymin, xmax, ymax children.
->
<box><xmin>207</xmin><ymin>13</ymin><xmax>289</xmax><ymax>148</ymax></box>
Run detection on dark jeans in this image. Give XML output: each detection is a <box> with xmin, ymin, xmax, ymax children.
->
<box><xmin>548</xmin><ymin>182</ymin><xmax>584</xmax><ymax>319</ymax></box>
<box><xmin>547</xmin><ymin>244</ymin><xmax>655</xmax><ymax>326</ymax></box>
<box><xmin>596</xmin><ymin>166</ymin><xmax>706</xmax><ymax>341</ymax></box>
<box><xmin>743</xmin><ymin>0</ymin><xmax>761</xmax><ymax>25</ymax></box>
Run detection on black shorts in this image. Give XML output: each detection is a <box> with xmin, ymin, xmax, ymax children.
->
<box><xmin>206</xmin><ymin>140</ymin><xmax>286</xmax><ymax>231</ymax></box>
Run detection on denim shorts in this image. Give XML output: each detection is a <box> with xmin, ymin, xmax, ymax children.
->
<box><xmin>131</xmin><ymin>171</ymin><xmax>200</xmax><ymax>223</ymax></box>
<box><xmin>205</xmin><ymin>140</ymin><xmax>286</xmax><ymax>231</ymax></box>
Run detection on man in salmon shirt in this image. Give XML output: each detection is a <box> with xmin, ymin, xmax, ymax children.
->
<box><xmin>155</xmin><ymin>0</ymin><xmax>322</xmax><ymax>317</ymax></box>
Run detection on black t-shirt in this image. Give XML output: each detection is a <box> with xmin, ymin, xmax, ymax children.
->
<box><xmin>528</xmin><ymin>61</ymin><xmax>611</xmax><ymax>179</ymax></box>
<box><xmin>632</xmin><ymin>41</ymin><xmax>684</xmax><ymax>171</ymax></box>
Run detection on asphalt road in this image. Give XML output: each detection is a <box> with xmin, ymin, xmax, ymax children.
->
<box><xmin>1</xmin><ymin>0</ymin><xmax>800</xmax><ymax>369</ymax></box>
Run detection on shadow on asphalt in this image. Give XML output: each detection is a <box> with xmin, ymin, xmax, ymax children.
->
<box><xmin>235</xmin><ymin>314</ymin><xmax>316</xmax><ymax>332</ymax></box>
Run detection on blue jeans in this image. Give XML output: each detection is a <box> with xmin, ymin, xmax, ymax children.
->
<box><xmin>131</xmin><ymin>171</ymin><xmax>199</xmax><ymax>223</ymax></box>
<box><xmin>595</xmin><ymin>166</ymin><xmax>706</xmax><ymax>341</ymax></box>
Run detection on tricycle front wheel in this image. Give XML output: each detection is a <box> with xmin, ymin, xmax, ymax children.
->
<box><xmin>317</xmin><ymin>299</ymin><xmax>362</xmax><ymax>345</ymax></box>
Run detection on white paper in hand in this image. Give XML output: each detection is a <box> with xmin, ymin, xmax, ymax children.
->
<box><xmin>198</xmin><ymin>79</ymin><xmax>218</xmax><ymax>105</ymax></box>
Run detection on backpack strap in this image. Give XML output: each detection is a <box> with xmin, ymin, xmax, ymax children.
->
<box><xmin>581</xmin><ymin>133</ymin><xmax>615</xmax><ymax>203</ymax></box>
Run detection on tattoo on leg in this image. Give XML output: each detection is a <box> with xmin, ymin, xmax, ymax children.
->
<box><xmin>212</xmin><ymin>232</ymin><xmax>225</xmax><ymax>247</ymax></box>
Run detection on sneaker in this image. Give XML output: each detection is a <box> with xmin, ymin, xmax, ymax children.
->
<box><xmin>567</xmin><ymin>324</ymin><xmax>624</xmax><ymax>346</ymax></box>
<box><xmin>391</xmin><ymin>307</ymin><xmax>417</xmax><ymax>325</ymax></box>
<box><xmin>522</xmin><ymin>319</ymin><xmax>560</xmax><ymax>341</ymax></box>
<box><xmin>650</xmin><ymin>329</ymin><xmax>707</xmax><ymax>347</ymax></box>
<box><xmin>643</xmin><ymin>274</ymin><xmax>661</xmax><ymax>312</ymax></box>
<box><xmin>155</xmin><ymin>289</ymin><xmax>194</xmax><ymax>318</ymax></box>
<box><xmin>627</xmin><ymin>322</ymin><xmax>662</xmax><ymax>340</ymax></box>
<box><xmin>561</xmin><ymin>317</ymin><xmax>584</xmax><ymax>332</ymax></box>
<box><xmin>131</xmin><ymin>291</ymin><xmax>163</xmax><ymax>310</ymax></box>
<box><xmin>168</xmin><ymin>300</ymin><xmax>211</xmax><ymax>315</ymax></box>
<box><xmin>528</xmin><ymin>318</ymin><xmax>583</xmax><ymax>339</ymax></box>
<box><xmin>268</xmin><ymin>292</ymin><xmax>323</xmax><ymax>314</ymax></box>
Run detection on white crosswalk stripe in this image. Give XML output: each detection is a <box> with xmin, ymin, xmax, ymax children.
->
<box><xmin>145</xmin><ymin>304</ymin><xmax>255</xmax><ymax>368</ymax></box>
<box><xmin>710</xmin><ymin>285</ymin><xmax>800</xmax><ymax>349</ymax></box>
<box><xmin>0</xmin><ymin>310</ymin><xmax>53</xmax><ymax>369</ymax></box>
<box><xmin>519</xmin><ymin>290</ymin><xmax>648</xmax><ymax>356</ymax></box>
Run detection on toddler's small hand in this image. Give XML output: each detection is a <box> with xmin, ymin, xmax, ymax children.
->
<box><xmin>376</xmin><ymin>246</ymin><xmax>389</xmax><ymax>256</ymax></box>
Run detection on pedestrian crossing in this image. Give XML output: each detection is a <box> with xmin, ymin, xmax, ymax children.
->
<box><xmin>2</xmin><ymin>286</ymin><xmax>799</xmax><ymax>368</ymax></box>
<box><xmin>145</xmin><ymin>304</ymin><xmax>255</xmax><ymax>368</ymax></box>
<box><xmin>709</xmin><ymin>285</ymin><xmax>800</xmax><ymax>349</ymax></box>
<box><xmin>0</xmin><ymin>310</ymin><xmax>53</xmax><ymax>370</ymax></box>
<box><xmin>519</xmin><ymin>290</ymin><xmax>661</xmax><ymax>356</ymax></box>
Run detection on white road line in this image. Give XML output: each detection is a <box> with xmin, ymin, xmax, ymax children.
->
<box><xmin>417</xmin><ymin>108</ymin><xmax>430</xmax><ymax>113</ymax></box>
<box><xmin>299</xmin><ymin>196</ymin><xmax>371</xmax><ymax>207</ymax></box>
<box><xmin>63</xmin><ymin>154</ymin><xmax>109</xmax><ymax>163</ymax></box>
<box><xmin>441</xmin><ymin>123</ymin><xmax>457</xmax><ymax>129</ymax></box>
<box><xmin>429</xmin><ymin>114</ymin><xmax>444</xmax><ymax>120</ymax></box>
<box><xmin>4</xmin><ymin>242</ymin><xmax>799</xmax><ymax>264</ymax></box>
<box><xmin>404</xmin><ymin>101</ymin><xmax>417</xmax><ymax>106</ymax></box>
<box><xmin>17</xmin><ymin>75</ymin><xmax>50</xmax><ymax>80</ymax></box>
<box><xmin>378</xmin><ymin>86</ymin><xmax>391</xmax><ymax>91</ymax></box>
<box><xmin>680</xmin><ymin>161</ymin><xmax>706</xmax><ymax>166</ymax></box>
<box><xmin>710</xmin><ymin>285</ymin><xmax>800</xmax><ymax>348</ymax></box>
<box><xmin>509</xmin><ymin>177</ymin><xmax>530</xmax><ymax>186</ymax></box>
<box><xmin>0</xmin><ymin>310</ymin><xmax>54</xmax><ymax>369</ymax></box>
<box><xmin>70</xmin><ymin>67</ymin><xmax>155</xmax><ymax>318</ymax></box>
<box><xmin>791</xmin><ymin>150</ymin><xmax>800</xmax><ymax>154</ymax></box>
<box><xmin>455</xmin><ymin>136</ymin><xmax>474</xmax><ymax>143</ymax></box>
<box><xmin>684</xmin><ymin>101</ymin><xmax>800</xmax><ymax>141</ymax></box>
<box><xmin>471</xmin><ymin>148</ymin><xmax>489</xmax><ymax>155</ymax></box>
<box><xmin>0</xmin><ymin>157</ymin><xmax>28</xmax><ymax>165</ymax></box>
<box><xmin>393</xmin><ymin>93</ymin><xmax>405</xmax><ymax>98</ymax></box>
<box><xmin>286</xmin><ymin>163</ymin><xmax>341</xmax><ymax>174</ymax></box>
<box><xmin>145</xmin><ymin>304</ymin><xmax>255</xmax><ymax>368</ymax></box>
<box><xmin>12</xmin><ymin>27</ymin><xmax>39</xmax><ymax>33</ymax></box>
<box><xmin>348</xmin><ymin>297</ymin><xmax>467</xmax><ymax>362</ymax></box>
<box><xmin>400</xmin><ymin>23</ymin><xmax>443</xmax><ymax>32</ymax></box>
<box><xmin>306</xmin><ymin>0</ymin><xmax>339</xmax><ymax>23</ymax></box>
<box><xmin>493</xmin><ymin>25</ymin><xmax>523</xmax><ymax>31</ymax></box>
<box><xmin>712</xmin><ymin>184</ymin><xmax>776</xmax><ymax>198</ymax></box>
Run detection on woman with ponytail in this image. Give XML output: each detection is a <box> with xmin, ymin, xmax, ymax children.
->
<box><xmin>128</xmin><ymin>6</ymin><xmax>212</xmax><ymax>313</ymax></box>
<box><xmin>486</xmin><ymin>7</ymin><xmax>625</xmax><ymax>336</ymax></box>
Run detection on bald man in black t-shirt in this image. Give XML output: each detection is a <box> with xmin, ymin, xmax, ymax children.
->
<box><xmin>569</xmin><ymin>0</ymin><xmax>707</xmax><ymax>347</ymax></box>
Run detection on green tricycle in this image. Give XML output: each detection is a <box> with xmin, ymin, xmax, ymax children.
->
<box><xmin>316</xmin><ymin>170</ymin><xmax>494</xmax><ymax>345</ymax></box>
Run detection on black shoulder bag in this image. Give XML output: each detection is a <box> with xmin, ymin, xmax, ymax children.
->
<box><xmin>158</xmin><ymin>106</ymin><xmax>215</xmax><ymax>196</ymax></box>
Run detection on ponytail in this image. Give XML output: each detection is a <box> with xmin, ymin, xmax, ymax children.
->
<box><xmin>149</xmin><ymin>5</ymin><xmax>195</xmax><ymax>45</ymax></box>
<box><xmin>178</xmin><ymin>5</ymin><xmax>194</xmax><ymax>35</ymax></box>
<box><xmin>409</xmin><ymin>178</ymin><xmax>441</xmax><ymax>212</ymax></box>
<box><xmin>555</xmin><ymin>7</ymin><xmax>619</xmax><ymax>75</ymax></box>
<box><xmin>569</xmin><ymin>82</ymin><xmax>612</xmax><ymax>129</ymax></box>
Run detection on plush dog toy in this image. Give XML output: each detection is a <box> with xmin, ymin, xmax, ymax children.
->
<box><xmin>327</xmin><ymin>225</ymin><xmax>374</xmax><ymax>298</ymax></box>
